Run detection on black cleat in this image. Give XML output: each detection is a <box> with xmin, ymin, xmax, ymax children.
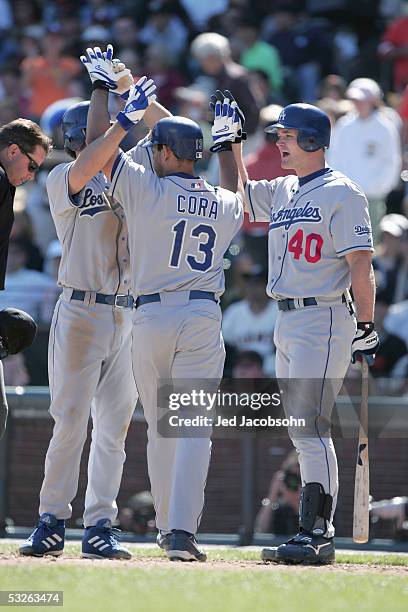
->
<box><xmin>166</xmin><ymin>530</ymin><xmax>207</xmax><ymax>562</ymax></box>
<box><xmin>156</xmin><ymin>531</ymin><xmax>171</xmax><ymax>552</ymax></box>
<box><xmin>273</xmin><ymin>532</ymin><xmax>335</xmax><ymax>565</ymax></box>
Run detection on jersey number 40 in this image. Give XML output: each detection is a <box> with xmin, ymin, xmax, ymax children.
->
<box><xmin>288</xmin><ymin>229</ymin><xmax>323</xmax><ymax>263</ymax></box>
<box><xmin>170</xmin><ymin>220</ymin><xmax>216</xmax><ymax>272</ymax></box>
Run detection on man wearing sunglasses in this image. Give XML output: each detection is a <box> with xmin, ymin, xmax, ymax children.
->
<box><xmin>0</xmin><ymin>119</ymin><xmax>50</xmax><ymax>438</ymax></box>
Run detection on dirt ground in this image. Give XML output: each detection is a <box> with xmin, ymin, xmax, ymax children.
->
<box><xmin>1</xmin><ymin>552</ymin><xmax>408</xmax><ymax>575</ymax></box>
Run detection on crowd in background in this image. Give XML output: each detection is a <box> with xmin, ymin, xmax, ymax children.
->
<box><xmin>0</xmin><ymin>0</ymin><xmax>408</xmax><ymax>389</ymax></box>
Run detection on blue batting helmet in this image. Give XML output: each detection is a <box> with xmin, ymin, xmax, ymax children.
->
<box><xmin>61</xmin><ymin>101</ymin><xmax>90</xmax><ymax>157</ymax></box>
<box><xmin>142</xmin><ymin>116</ymin><xmax>203</xmax><ymax>161</ymax></box>
<box><xmin>265</xmin><ymin>103</ymin><xmax>331</xmax><ymax>152</ymax></box>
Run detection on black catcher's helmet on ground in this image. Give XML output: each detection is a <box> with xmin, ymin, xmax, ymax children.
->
<box><xmin>0</xmin><ymin>308</ymin><xmax>37</xmax><ymax>359</ymax></box>
<box><xmin>265</xmin><ymin>103</ymin><xmax>331</xmax><ymax>152</ymax></box>
<box><xmin>142</xmin><ymin>116</ymin><xmax>203</xmax><ymax>161</ymax></box>
<box><xmin>61</xmin><ymin>101</ymin><xmax>90</xmax><ymax>157</ymax></box>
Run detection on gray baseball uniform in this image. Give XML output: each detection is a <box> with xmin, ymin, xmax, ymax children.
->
<box><xmin>110</xmin><ymin>142</ymin><xmax>243</xmax><ymax>534</ymax></box>
<box><xmin>41</xmin><ymin>163</ymin><xmax>137</xmax><ymax>527</ymax></box>
<box><xmin>246</xmin><ymin>167</ymin><xmax>373</xmax><ymax>537</ymax></box>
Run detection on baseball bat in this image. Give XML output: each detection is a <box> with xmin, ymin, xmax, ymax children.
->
<box><xmin>352</xmin><ymin>358</ymin><xmax>370</xmax><ymax>543</ymax></box>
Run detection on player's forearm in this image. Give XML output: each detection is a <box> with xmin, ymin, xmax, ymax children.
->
<box><xmin>347</xmin><ymin>252</ymin><xmax>376</xmax><ymax>321</ymax></box>
<box><xmin>143</xmin><ymin>100</ymin><xmax>172</xmax><ymax>130</ymax></box>
<box><xmin>233</xmin><ymin>142</ymin><xmax>249</xmax><ymax>211</ymax></box>
<box><xmin>86</xmin><ymin>89</ymin><xmax>111</xmax><ymax>145</ymax></box>
<box><xmin>70</xmin><ymin>122</ymin><xmax>125</xmax><ymax>192</ymax></box>
<box><xmin>218</xmin><ymin>150</ymin><xmax>238</xmax><ymax>193</ymax></box>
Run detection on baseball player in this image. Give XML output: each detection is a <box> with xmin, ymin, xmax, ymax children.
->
<box><xmin>60</xmin><ymin>63</ymin><xmax>243</xmax><ymax>560</ymax></box>
<box><xmin>19</xmin><ymin>62</ymin><xmax>140</xmax><ymax>560</ymax></box>
<box><xmin>227</xmin><ymin>100</ymin><xmax>379</xmax><ymax>565</ymax></box>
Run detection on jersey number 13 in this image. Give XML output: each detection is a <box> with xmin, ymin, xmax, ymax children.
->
<box><xmin>170</xmin><ymin>220</ymin><xmax>216</xmax><ymax>272</ymax></box>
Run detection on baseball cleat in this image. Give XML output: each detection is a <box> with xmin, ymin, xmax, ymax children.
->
<box><xmin>166</xmin><ymin>530</ymin><xmax>207</xmax><ymax>562</ymax></box>
<box><xmin>156</xmin><ymin>530</ymin><xmax>171</xmax><ymax>551</ymax></box>
<box><xmin>261</xmin><ymin>547</ymin><xmax>278</xmax><ymax>562</ymax></box>
<box><xmin>266</xmin><ymin>532</ymin><xmax>335</xmax><ymax>565</ymax></box>
<box><xmin>19</xmin><ymin>513</ymin><xmax>65</xmax><ymax>557</ymax></box>
<box><xmin>82</xmin><ymin>519</ymin><xmax>132</xmax><ymax>560</ymax></box>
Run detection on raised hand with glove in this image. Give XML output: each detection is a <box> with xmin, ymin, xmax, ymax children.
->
<box><xmin>209</xmin><ymin>89</ymin><xmax>247</xmax><ymax>144</ymax></box>
<box><xmin>351</xmin><ymin>322</ymin><xmax>379</xmax><ymax>365</ymax></box>
<box><xmin>210</xmin><ymin>96</ymin><xmax>243</xmax><ymax>153</ymax></box>
<box><xmin>116</xmin><ymin>77</ymin><xmax>157</xmax><ymax>131</ymax></box>
<box><xmin>80</xmin><ymin>44</ymin><xmax>133</xmax><ymax>96</ymax></box>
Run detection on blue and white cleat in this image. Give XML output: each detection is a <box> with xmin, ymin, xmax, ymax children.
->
<box><xmin>19</xmin><ymin>513</ymin><xmax>65</xmax><ymax>557</ymax></box>
<box><xmin>82</xmin><ymin>519</ymin><xmax>132</xmax><ymax>560</ymax></box>
<box><xmin>166</xmin><ymin>530</ymin><xmax>207</xmax><ymax>562</ymax></box>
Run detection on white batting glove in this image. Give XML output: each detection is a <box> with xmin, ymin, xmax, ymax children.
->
<box><xmin>210</xmin><ymin>98</ymin><xmax>242</xmax><ymax>153</ymax></box>
<box><xmin>351</xmin><ymin>322</ymin><xmax>379</xmax><ymax>365</ymax></box>
<box><xmin>80</xmin><ymin>44</ymin><xmax>133</xmax><ymax>95</ymax></box>
<box><xmin>116</xmin><ymin>77</ymin><xmax>157</xmax><ymax>131</ymax></box>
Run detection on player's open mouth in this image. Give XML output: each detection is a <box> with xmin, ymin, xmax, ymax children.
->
<box><xmin>281</xmin><ymin>152</ymin><xmax>290</xmax><ymax>159</ymax></box>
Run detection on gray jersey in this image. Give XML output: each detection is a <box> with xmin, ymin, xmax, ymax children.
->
<box><xmin>246</xmin><ymin>169</ymin><xmax>373</xmax><ymax>300</ymax></box>
<box><xmin>109</xmin><ymin>143</ymin><xmax>243</xmax><ymax>297</ymax></box>
<box><xmin>46</xmin><ymin>163</ymin><xmax>131</xmax><ymax>294</ymax></box>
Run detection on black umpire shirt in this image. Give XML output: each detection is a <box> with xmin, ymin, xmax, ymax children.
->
<box><xmin>0</xmin><ymin>166</ymin><xmax>15</xmax><ymax>290</ymax></box>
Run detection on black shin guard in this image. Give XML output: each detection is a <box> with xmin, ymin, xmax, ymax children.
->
<box><xmin>299</xmin><ymin>483</ymin><xmax>333</xmax><ymax>535</ymax></box>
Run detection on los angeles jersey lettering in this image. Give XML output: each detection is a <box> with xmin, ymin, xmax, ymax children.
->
<box><xmin>245</xmin><ymin>170</ymin><xmax>373</xmax><ymax>300</ymax></box>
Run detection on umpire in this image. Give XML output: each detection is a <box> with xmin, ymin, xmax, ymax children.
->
<box><xmin>0</xmin><ymin>119</ymin><xmax>51</xmax><ymax>437</ymax></box>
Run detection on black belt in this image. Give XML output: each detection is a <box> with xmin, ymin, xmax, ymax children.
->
<box><xmin>277</xmin><ymin>294</ymin><xmax>348</xmax><ymax>312</ymax></box>
<box><xmin>135</xmin><ymin>290</ymin><xmax>217</xmax><ymax>309</ymax></box>
<box><xmin>71</xmin><ymin>290</ymin><xmax>134</xmax><ymax>308</ymax></box>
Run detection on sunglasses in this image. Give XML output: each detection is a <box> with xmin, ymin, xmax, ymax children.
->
<box><xmin>12</xmin><ymin>143</ymin><xmax>40</xmax><ymax>173</ymax></box>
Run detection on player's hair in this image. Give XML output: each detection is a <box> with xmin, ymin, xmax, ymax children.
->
<box><xmin>0</xmin><ymin>119</ymin><xmax>52</xmax><ymax>155</ymax></box>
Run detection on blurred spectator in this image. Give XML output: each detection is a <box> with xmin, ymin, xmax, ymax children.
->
<box><xmin>11</xmin><ymin>0</ymin><xmax>42</xmax><ymax>29</ymax></box>
<box><xmin>179</xmin><ymin>0</ymin><xmax>228</xmax><ymax>31</ymax></box>
<box><xmin>328</xmin><ymin>77</ymin><xmax>402</xmax><ymax>242</ymax></box>
<box><xmin>0</xmin><ymin>239</ymin><xmax>56</xmax><ymax>323</ymax></box>
<box><xmin>20</xmin><ymin>24</ymin><xmax>82</xmax><ymax>121</ymax></box>
<box><xmin>373</xmin><ymin>214</ymin><xmax>408</xmax><ymax>304</ymax></box>
<box><xmin>190</xmin><ymin>32</ymin><xmax>261</xmax><ymax>134</ymax></box>
<box><xmin>222</xmin><ymin>264</ymin><xmax>278</xmax><ymax>376</ymax></box>
<box><xmin>370</xmin><ymin>495</ymin><xmax>408</xmax><ymax>541</ymax></box>
<box><xmin>117</xmin><ymin>490</ymin><xmax>156</xmax><ymax>535</ymax></box>
<box><xmin>139</xmin><ymin>2</ymin><xmax>189</xmax><ymax>62</ymax></box>
<box><xmin>0</xmin><ymin>0</ymin><xmax>13</xmax><ymax>30</ymax></box>
<box><xmin>383</xmin><ymin>297</ymin><xmax>408</xmax><ymax>348</ymax></box>
<box><xmin>378</xmin><ymin>9</ymin><xmax>408</xmax><ymax>92</ymax></box>
<box><xmin>111</xmin><ymin>16</ymin><xmax>140</xmax><ymax>54</ymax></box>
<box><xmin>231</xmin><ymin>350</ymin><xmax>265</xmax><ymax>379</ymax></box>
<box><xmin>263</xmin><ymin>4</ymin><xmax>334</xmax><ymax>102</ymax></box>
<box><xmin>234</xmin><ymin>17</ymin><xmax>283</xmax><ymax>97</ymax></box>
<box><xmin>145</xmin><ymin>44</ymin><xmax>186</xmax><ymax>111</ymax></box>
<box><xmin>9</xmin><ymin>209</ymin><xmax>44</xmax><ymax>272</ymax></box>
<box><xmin>370</xmin><ymin>295</ymin><xmax>407</xmax><ymax>385</ymax></box>
<box><xmin>0</xmin><ymin>68</ymin><xmax>27</xmax><ymax>119</ymax></box>
<box><xmin>254</xmin><ymin>449</ymin><xmax>301</xmax><ymax>535</ymax></box>
<box><xmin>318</xmin><ymin>73</ymin><xmax>347</xmax><ymax>100</ymax></box>
<box><xmin>79</xmin><ymin>0</ymin><xmax>122</xmax><ymax>28</ymax></box>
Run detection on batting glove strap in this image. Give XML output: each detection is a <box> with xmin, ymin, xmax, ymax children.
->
<box><xmin>116</xmin><ymin>111</ymin><xmax>135</xmax><ymax>132</ymax></box>
<box><xmin>92</xmin><ymin>80</ymin><xmax>111</xmax><ymax>92</ymax></box>
<box><xmin>351</xmin><ymin>322</ymin><xmax>379</xmax><ymax>364</ymax></box>
<box><xmin>210</xmin><ymin>141</ymin><xmax>232</xmax><ymax>153</ymax></box>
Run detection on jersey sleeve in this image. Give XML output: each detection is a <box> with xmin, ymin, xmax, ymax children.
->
<box><xmin>219</xmin><ymin>188</ymin><xmax>244</xmax><ymax>236</ymax></box>
<box><xmin>330</xmin><ymin>185</ymin><xmax>374</xmax><ymax>256</ymax></box>
<box><xmin>127</xmin><ymin>136</ymin><xmax>155</xmax><ymax>173</ymax></box>
<box><xmin>109</xmin><ymin>150</ymin><xmax>160</xmax><ymax>214</ymax></box>
<box><xmin>46</xmin><ymin>162</ymin><xmax>78</xmax><ymax>217</ymax></box>
<box><xmin>245</xmin><ymin>179</ymin><xmax>278</xmax><ymax>222</ymax></box>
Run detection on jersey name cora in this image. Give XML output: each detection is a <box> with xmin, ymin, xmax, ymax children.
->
<box><xmin>79</xmin><ymin>188</ymin><xmax>110</xmax><ymax>217</ymax></box>
<box><xmin>269</xmin><ymin>201</ymin><xmax>322</xmax><ymax>230</ymax></box>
